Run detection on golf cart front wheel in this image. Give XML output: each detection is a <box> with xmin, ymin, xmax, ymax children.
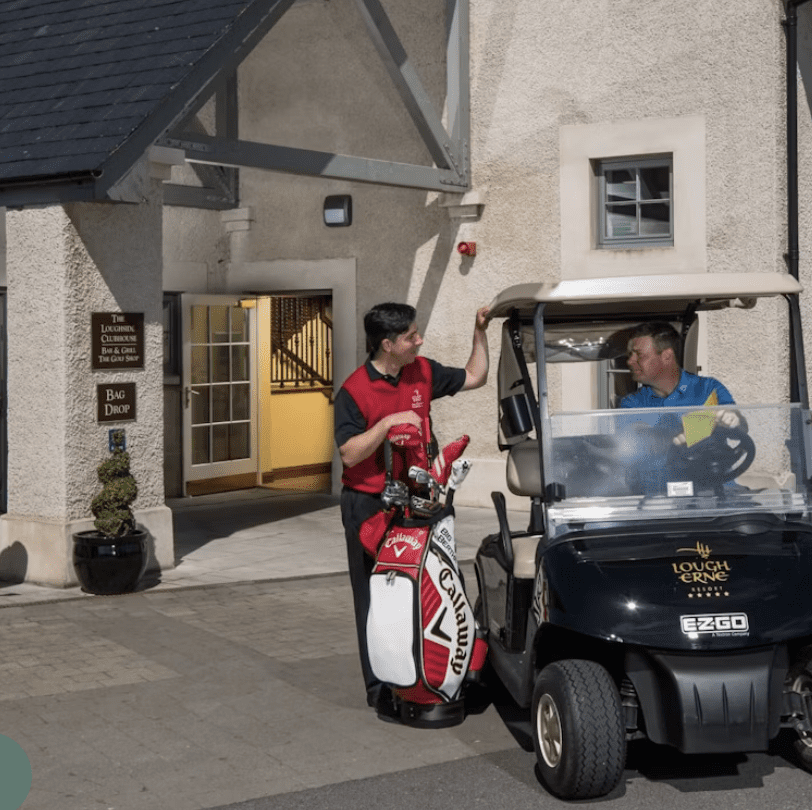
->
<box><xmin>531</xmin><ymin>659</ymin><xmax>626</xmax><ymax>800</ymax></box>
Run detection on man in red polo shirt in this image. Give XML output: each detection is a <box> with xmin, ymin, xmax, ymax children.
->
<box><xmin>334</xmin><ymin>302</ymin><xmax>490</xmax><ymax>719</ymax></box>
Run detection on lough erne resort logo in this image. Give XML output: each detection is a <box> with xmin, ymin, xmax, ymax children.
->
<box><xmin>672</xmin><ymin>542</ymin><xmax>732</xmax><ymax>599</ymax></box>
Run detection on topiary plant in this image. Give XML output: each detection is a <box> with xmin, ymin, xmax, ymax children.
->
<box><xmin>90</xmin><ymin>429</ymin><xmax>138</xmax><ymax>538</ymax></box>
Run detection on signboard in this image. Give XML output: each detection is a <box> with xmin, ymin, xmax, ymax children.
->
<box><xmin>92</xmin><ymin>313</ymin><xmax>144</xmax><ymax>369</ymax></box>
<box><xmin>97</xmin><ymin>383</ymin><xmax>136</xmax><ymax>423</ymax></box>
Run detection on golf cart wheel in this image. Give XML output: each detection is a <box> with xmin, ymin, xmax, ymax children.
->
<box><xmin>531</xmin><ymin>659</ymin><xmax>626</xmax><ymax>800</ymax></box>
<box><xmin>789</xmin><ymin>665</ymin><xmax>812</xmax><ymax>770</ymax></box>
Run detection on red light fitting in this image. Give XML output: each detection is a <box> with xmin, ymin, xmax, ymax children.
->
<box><xmin>457</xmin><ymin>241</ymin><xmax>476</xmax><ymax>256</ymax></box>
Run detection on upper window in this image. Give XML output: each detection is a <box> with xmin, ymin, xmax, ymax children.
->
<box><xmin>596</xmin><ymin>156</ymin><xmax>673</xmax><ymax>248</ymax></box>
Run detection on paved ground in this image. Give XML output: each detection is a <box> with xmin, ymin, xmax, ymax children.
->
<box><xmin>0</xmin><ymin>489</ymin><xmax>530</xmax><ymax>810</ymax></box>
<box><xmin>0</xmin><ymin>488</ymin><xmax>525</xmax><ymax>607</ymax></box>
<box><xmin>5</xmin><ymin>490</ymin><xmax>812</xmax><ymax>810</ymax></box>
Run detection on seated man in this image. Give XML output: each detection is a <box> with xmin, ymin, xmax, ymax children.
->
<box><xmin>620</xmin><ymin>322</ymin><xmax>741</xmax><ymax>437</ymax></box>
<box><xmin>618</xmin><ymin>322</ymin><xmax>746</xmax><ymax>493</ymax></box>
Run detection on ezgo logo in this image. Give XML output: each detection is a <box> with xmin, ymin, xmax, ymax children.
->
<box><xmin>0</xmin><ymin>734</ymin><xmax>32</xmax><ymax>810</ymax></box>
<box><xmin>681</xmin><ymin>612</ymin><xmax>749</xmax><ymax>637</ymax></box>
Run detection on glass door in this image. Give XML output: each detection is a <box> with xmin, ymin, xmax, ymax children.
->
<box><xmin>182</xmin><ymin>295</ymin><xmax>257</xmax><ymax>492</ymax></box>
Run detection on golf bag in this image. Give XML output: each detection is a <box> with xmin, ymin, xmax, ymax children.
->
<box><xmin>362</xmin><ymin>423</ymin><xmax>488</xmax><ymax>728</ymax></box>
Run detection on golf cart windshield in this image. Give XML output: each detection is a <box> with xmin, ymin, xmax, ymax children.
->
<box><xmin>527</xmin><ymin>404</ymin><xmax>810</xmax><ymax>537</ymax></box>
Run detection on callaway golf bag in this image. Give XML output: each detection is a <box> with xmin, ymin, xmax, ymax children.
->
<box><xmin>361</xmin><ymin>421</ymin><xmax>488</xmax><ymax>728</ymax></box>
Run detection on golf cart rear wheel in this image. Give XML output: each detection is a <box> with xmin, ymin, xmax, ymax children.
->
<box><xmin>789</xmin><ymin>666</ymin><xmax>812</xmax><ymax>770</ymax></box>
<box><xmin>531</xmin><ymin>659</ymin><xmax>626</xmax><ymax>800</ymax></box>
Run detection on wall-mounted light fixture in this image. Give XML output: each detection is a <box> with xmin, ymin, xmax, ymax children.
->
<box><xmin>457</xmin><ymin>241</ymin><xmax>477</xmax><ymax>256</ymax></box>
<box><xmin>324</xmin><ymin>195</ymin><xmax>352</xmax><ymax>227</ymax></box>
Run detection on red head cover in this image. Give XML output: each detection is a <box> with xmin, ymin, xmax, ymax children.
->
<box><xmin>387</xmin><ymin>422</ymin><xmax>429</xmax><ymax>479</ymax></box>
<box><xmin>431</xmin><ymin>435</ymin><xmax>470</xmax><ymax>486</ymax></box>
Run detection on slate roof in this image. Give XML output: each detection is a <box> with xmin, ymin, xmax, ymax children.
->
<box><xmin>0</xmin><ymin>0</ymin><xmax>293</xmax><ymax>206</ymax></box>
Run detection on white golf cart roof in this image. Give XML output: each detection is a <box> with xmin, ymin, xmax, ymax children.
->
<box><xmin>489</xmin><ymin>272</ymin><xmax>803</xmax><ymax>322</ymax></box>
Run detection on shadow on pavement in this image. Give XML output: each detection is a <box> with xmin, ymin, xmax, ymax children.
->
<box><xmin>170</xmin><ymin>489</ymin><xmax>340</xmax><ymax>557</ymax></box>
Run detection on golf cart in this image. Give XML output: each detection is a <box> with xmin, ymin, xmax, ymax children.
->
<box><xmin>475</xmin><ymin>272</ymin><xmax>812</xmax><ymax>799</ymax></box>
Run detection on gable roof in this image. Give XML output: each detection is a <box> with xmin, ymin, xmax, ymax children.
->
<box><xmin>0</xmin><ymin>0</ymin><xmax>294</xmax><ymax>207</ymax></box>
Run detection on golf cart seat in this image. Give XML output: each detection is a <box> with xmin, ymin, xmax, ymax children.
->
<box><xmin>502</xmin><ymin>441</ymin><xmax>544</xmax><ymax>579</ymax></box>
<box><xmin>511</xmin><ymin>535</ymin><xmax>539</xmax><ymax>578</ymax></box>
<box><xmin>508</xmin><ymin>435</ymin><xmax>635</xmax><ymax>500</ymax></box>
<box><xmin>506</xmin><ymin>439</ymin><xmax>542</xmax><ymax>498</ymax></box>
<box><xmin>507</xmin><ymin>436</ymin><xmax>603</xmax><ymax>498</ymax></box>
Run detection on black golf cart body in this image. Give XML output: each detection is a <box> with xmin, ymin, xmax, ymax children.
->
<box><xmin>474</xmin><ymin>272</ymin><xmax>812</xmax><ymax>798</ymax></box>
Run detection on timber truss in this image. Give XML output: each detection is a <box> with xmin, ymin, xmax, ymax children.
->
<box><xmin>159</xmin><ymin>0</ymin><xmax>470</xmax><ymax>209</ymax></box>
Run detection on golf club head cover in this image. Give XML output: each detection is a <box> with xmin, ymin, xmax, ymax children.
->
<box><xmin>387</xmin><ymin>423</ymin><xmax>429</xmax><ymax>482</ymax></box>
<box><xmin>431</xmin><ymin>435</ymin><xmax>470</xmax><ymax>486</ymax></box>
<box><xmin>359</xmin><ymin>507</ymin><xmax>396</xmax><ymax>557</ymax></box>
<box><xmin>448</xmin><ymin>458</ymin><xmax>472</xmax><ymax>491</ymax></box>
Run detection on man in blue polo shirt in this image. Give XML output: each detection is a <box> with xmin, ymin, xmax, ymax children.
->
<box><xmin>618</xmin><ymin>322</ymin><xmax>744</xmax><ymax>494</ymax></box>
<box><xmin>621</xmin><ymin>321</ymin><xmax>740</xmax><ymax>430</ymax></box>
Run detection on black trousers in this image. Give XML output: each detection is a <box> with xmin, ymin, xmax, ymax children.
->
<box><xmin>340</xmin><ymin>486</ymin><xmax>388</xmax><ymax>705</ymax></box>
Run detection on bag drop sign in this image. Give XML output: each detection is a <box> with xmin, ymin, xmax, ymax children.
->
<box><xmin>92</xmin><ymin>312</ymin><xmax>144</xmax><ymax>369</ymax></box>
<box><xmin>97</xmin><ymin>383</ymin><xmax>136</xmax><ymax>423</ymax></box>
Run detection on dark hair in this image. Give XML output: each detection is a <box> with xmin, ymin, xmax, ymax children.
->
<box><xmin>364</xmin><ymin>303</ymin><xmax>416</xmax><ymax>355</ymax></box>
<box><xmin>629</xmin><ymin>321</ymin><xmax>682</xmax><ymax>362</ymax></box>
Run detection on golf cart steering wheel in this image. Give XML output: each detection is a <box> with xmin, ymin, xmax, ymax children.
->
<box><xmin>666</xmin><ymin>425</ymin><xmax>755</xmax><ymax>489</ymax></box>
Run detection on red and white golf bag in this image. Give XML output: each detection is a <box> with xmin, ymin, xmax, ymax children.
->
<box><xmin>361</xmin><ymin>422</ymin><xmax>488</xmax><ymax>728</ymax></box>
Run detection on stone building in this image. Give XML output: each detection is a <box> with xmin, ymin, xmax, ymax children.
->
<box><xmin>1</xmin><ymin>0</ymin><xmax>812</xmax><ymax>586</ymax></box>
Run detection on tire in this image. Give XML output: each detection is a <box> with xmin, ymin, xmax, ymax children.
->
<box><xmin>531</xmin><ymin>659</ymin><xmax>626</xmax><ymax>800</ymax></box>
<box><xmin>788</xmin><ymin>665</ymin><xmax>812</xmax><ymax>770</ymax></box>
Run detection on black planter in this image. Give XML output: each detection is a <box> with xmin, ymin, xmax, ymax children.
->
<box><xmin>72</xmin><ymin>529</ymin><xmax>148</xmax><ymax>595</ymax></box>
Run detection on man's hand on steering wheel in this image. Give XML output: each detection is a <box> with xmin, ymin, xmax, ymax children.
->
<box><xmin>672</xmin><ymin>408</ymin><xmax>744</xmax><ymax>446</ymax></box>
<box><xmin>716</xmin><ymin>408</ymin><xmax>742</xmax><ymax>430</ymax></box>
<box><xmin>667</xmin><ymin>421</ymin><xmax>756</xmax><ymax>487</ymax></box>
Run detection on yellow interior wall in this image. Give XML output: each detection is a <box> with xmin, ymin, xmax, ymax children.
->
<box><xmin>269</xmin><ymin>391</ymin><xmax>334</xmax><ymax>469</ymax></box>
<box><xmin>256</xmin><ymin>296</ymin><xmax>334</xmax><ymax>482</ymax></box>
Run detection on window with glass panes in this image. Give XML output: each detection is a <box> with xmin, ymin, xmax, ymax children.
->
<box><xmin>189</xmin><ymin>304</ymin><xmax>251</xmax><ymax>465</ymax></box>
<box><xmin>597</xmin><ymin>157</ymin><xmax>672</xmax><ymax>247</ymax></box>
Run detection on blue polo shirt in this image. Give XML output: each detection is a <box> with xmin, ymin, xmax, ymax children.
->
<box><xmin>620</xmin><ymin>369</ymin><xmax>735</xmax><ymax>409</ymax></box>
<box><xmin>619</xmin><ymin>370</ymin><xmax>736</xmax><ymax>495</ymax></box>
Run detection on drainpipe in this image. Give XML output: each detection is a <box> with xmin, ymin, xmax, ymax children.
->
<box><xmin>785</xmin><ymin>1</ymin><xmax>810</xmax><ymax>282</ymax></box>
<box><xmin>784</xmin><ymin>1</ymin><xmax>812</xmax><ymax>407</ymax></box>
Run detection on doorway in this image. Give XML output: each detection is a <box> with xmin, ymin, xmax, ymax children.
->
<box><xmin>257</xmin><ymin>293</ymin><xmax>334</xmax><ymax>492</ymax></box>
<box><xmin>178</xmin><ymin>291</ymin><xmax>334</xmax><ymax>497</ymax></box>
